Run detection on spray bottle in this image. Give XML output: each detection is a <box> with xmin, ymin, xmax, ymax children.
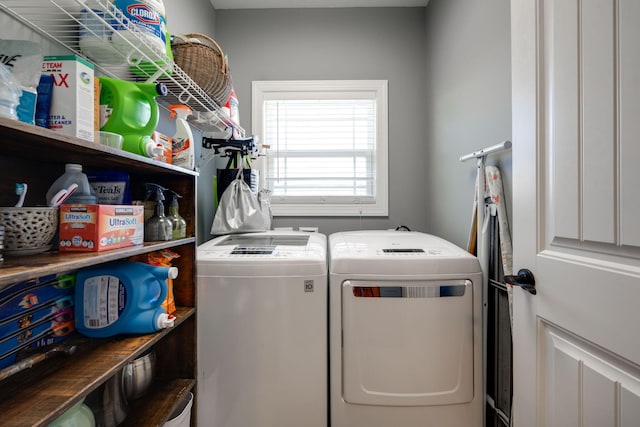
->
<box><xmin>144</xmin><ymin>183</ymin><xmax>172</xmax><ymax>241</ymax></box>
<box><xmin>165</xmin><ymin>189</ymin><xmax>186</xmax><ymax>239</ymax></box>
<box><xmin>168</xmin><ymin>104</ymin><xmax>195</xmax><ymax>170</ymax></box>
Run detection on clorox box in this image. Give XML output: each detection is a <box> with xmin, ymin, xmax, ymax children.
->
<box><xmin>42</xmin><ymin>55</ymin><xmax>95</xmax><ymax>142</ymax></box>
<box><xmin>58</xmin><ymin>204</ymin><xmax>144</xmax><ymax>252</ymax></box>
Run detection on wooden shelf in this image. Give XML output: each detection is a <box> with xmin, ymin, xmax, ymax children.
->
<box><xmin>0</xmin><ymin>307</ymin><xmax>195</xmax><ymax>427</ymax></box>
<box><xmin>122</xmin><ymin>378</ymin><xmax>195</xmax><ymax>426</ymax></box>
<box><xmin>0</xmin><ymin>114</ymin><xmax>198</xmax><ymax>424</ymax></box>
<box><xmin>0</xmin><ymin>117</ymin><xmax>198</xmax><ymax>178</ymax></box>
<box><xmin>0</xmin><ymin>238</ymin><xmax>196</xmax><ymax>289</ymax></box>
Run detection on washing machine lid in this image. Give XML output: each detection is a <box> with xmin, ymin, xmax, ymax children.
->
<box><xmin>329</xmin><ymin>230</ymin><xmax>480</xmax><ymax>275</ymax></box>
<box><xmin>197</xmin><ymin>231</ymin><xmax>327</xmax><ymax>276</ymax></box>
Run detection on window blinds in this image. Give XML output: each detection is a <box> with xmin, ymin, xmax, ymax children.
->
<box><xmin>264</xmin><ymin>98</ymin><xmax>377</xmax><ymax>203</ymax></box>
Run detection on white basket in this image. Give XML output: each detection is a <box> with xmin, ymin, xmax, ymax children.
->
<box><xmin>163</xmin><ymin>392</ymin><xmax>193</xmax><ymax>427</ymax></box>
<box><xmin>0</xmin><ymin>207</ymin><xmax>58</xmax><ymax>255</ymax></box>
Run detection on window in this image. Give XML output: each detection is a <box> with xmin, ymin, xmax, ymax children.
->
<box><xmin>252</xmin><ymin>80</ymin><xmax>388</xmax><ymax>216</ymax></box>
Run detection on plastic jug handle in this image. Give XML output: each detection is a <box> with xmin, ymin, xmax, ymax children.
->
<box><xmin>146</xmin><ymin>277</ymin><xmax>169</xmax><ymax>308</ymax></box>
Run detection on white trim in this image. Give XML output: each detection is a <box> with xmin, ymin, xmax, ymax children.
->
<box><xmin>252</xmin><ymin>80</ymin><xmax>389</xmax><ymax>217</ymax></box>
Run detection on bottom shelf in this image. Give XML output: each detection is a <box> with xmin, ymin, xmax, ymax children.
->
<box><xmin>0</xmin><ymin>307</ymin><xmax>195</xmax><ymax>426</ymax></box>
<box><xmin>121</xmin><ymin>378</ymin><xmax>195</xmax><ymax>427</ymax></box>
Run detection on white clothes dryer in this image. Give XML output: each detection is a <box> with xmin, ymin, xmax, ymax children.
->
<box><xmin>329</xmin><ymin>230</ymin><xmax>483</xmax><ymax>427</ymax></box>
<box><xmin>196</xmin><ymin>231</ymin><xmax>327</xmax><ymax>427</ymax></box>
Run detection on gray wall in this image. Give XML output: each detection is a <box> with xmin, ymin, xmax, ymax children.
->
<box><xmin>161</xmin><ymin>0</ymin><xmax>218</xmax><ymax>244</ymax></box>
<box><xmin>423</xmin><ymin>0</ymin><xmax>512</xmax><ymax>249</ymax></box>
<box><xmin>0</xmin><ymin>1</ymin><xmax>513</xmax><ymax>250</ymax></box>
<box><xmin>214</xmin><ymin>4</ymin><xmax>512</xmax><ymax>249</ymax></box>
<box><xmin>214</xmin><ymin>8</ymin><xmax>429</xmax><ymax>237</ymax></box>
<box><xmin>165</xmin><ymin>0</ymin><xmax>216</xmax><ymax>33</ymax></box>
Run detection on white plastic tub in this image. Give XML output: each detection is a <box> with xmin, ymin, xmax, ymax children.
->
<box><xmin>163</xmin><ymin>393</ymin><xmax>193</xmax><ymax>427</ymax></box>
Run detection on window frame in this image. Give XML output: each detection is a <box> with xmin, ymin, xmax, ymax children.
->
<box><xmin>252</xmin><ymin>80</ymin><xmax>389</xmax><ymax>217</ymax></box>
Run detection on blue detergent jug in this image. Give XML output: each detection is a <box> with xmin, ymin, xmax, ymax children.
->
<box><xmin>74</xmin><ymin>261</ymin><xmax>177</xmax><ymax>338</ymax></box>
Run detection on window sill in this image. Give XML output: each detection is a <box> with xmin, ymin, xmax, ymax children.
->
<box><xmin>271</xmin><ymin>203</ymin><xmax>388</xmax><ymax>217</ymax></box>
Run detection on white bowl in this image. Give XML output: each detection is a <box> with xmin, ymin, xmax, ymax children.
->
<box><xmin>98</xmin><ymin>131</ymin><xmax>123</xmax><ymax>149</ymax></box>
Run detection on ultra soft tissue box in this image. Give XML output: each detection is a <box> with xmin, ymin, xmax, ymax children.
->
<box><xmin>58</xmin><ymin>204</ymin><xmax>144</xmax><ymax>252</ymax></box>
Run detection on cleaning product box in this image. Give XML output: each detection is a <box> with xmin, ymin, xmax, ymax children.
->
<box><xmin>0</xmin><ymin>274</ymin><xmax>74</xmax><ymax>320</ymax></box>
<box><xmin>152</xmin><ymin>131</ymin><xmax>172</xmax><ymax>164</ymax></box>
<box><xmin>0</xmin><ymin>306</ymin><xmax>75</xmax><ymax>369</ymax></box>
<box><xmin>0</xmin><ymin>274</ymin><xmax>76</xmax><ymax>369</ymax></box>
<box><xmin>42</xmin><ymin>55</ymin><xmax>95</xmax><ymax>142</ymax></box>
<box><xmin>58</xmin><ymin>204</ymin><xmax>144</xmax><ymax>252</ymax></box>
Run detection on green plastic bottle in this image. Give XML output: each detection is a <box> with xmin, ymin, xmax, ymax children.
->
<box><xmin>98</xmin><ymin>76</ymin><xmax>168</xmax><ymax>157</ymax></box>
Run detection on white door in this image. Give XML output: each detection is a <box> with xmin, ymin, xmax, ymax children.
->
<box><xmin>511</xmin><ymin>0</ymin><xmax>640</xmax><ymax>426</ymax></box>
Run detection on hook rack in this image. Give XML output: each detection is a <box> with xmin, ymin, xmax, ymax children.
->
<box><xmin>202</xmin><ymin>136</ymin><xmax>259</xmax><ymax>169</ymax></box>
<box><xmin>202</xmin><ymin>137</ymin><xmax>257</xmax><ymax>156</ymax></box>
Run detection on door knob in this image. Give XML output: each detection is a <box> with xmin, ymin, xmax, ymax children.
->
<box><xmin>504</xmin><ymin>269</ymin><xmax>536</xmax><ymax>295</ymax></box>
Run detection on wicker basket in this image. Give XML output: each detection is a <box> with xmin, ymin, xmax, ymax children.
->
<box><xmin>172</xmin><ymin>33</ymin><xmax>232</xmax><ymax>106</ymax></box>
<box><xmin>0</xmin><ymin>207</ymin><xmax>58</xmax><ymax>255</ymax></box>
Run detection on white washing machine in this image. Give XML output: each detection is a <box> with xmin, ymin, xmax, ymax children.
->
<box><xmin>196</xmin><ymin>231</ymin><xmax>327</xmax><ymax>427</ymax></box>
<box><xmin>329</xmin><ymin>230</ymin><xmax>483</xmax><ymax>427</ymax></box>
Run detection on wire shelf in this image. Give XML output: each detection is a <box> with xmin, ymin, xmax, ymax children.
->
<box><xmin>0</xmin><ymin>0</ymin><xmax>243</xmax><ymax>136</ymax></box>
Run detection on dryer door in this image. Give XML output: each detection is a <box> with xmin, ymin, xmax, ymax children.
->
<box><xmin>342</xmin><ymin>280</ymin><xmax>474</xmax><ymax>406</ymax></box>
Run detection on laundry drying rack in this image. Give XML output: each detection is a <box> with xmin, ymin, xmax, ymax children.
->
<box><xmin>460</xmin><ymin>139</ymin><xmax>513</xmax><ymax>427</ymax></box>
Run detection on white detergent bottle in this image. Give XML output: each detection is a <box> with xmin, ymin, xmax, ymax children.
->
<box><xmin>46</xmin><ymin>163</ymin><xmax>98</xmax><ymax>205</ymax></box>
<box><xmin>168</xmin><ymin>104</ymin><xmax>195</xmax><ymax>170</ymax></box>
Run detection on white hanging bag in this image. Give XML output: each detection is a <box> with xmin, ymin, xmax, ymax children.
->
<box><xmin>210</xmin><ymin>162</ymin><xmax>267</xmax><ymax>235</ymax></box>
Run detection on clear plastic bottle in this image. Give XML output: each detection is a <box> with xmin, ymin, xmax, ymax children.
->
<box><xmin>0</xmin><ymin>63</ymin><xmax>22</xmax><ymax>121</ymax></box>
<box><xmin>144</xmin><ymin>183</ymin><xmax>172</xmax><ymax>241</ymax></box>
<box><xmin>46</xmin><ymin>163</ymin><xmax>98</xmax><ymax>206</ymax></box>
<box><xmin>78</xmin><ymin>0</ymin><xmax>123</xmax><ymax>65</ymax></box>
<box><xmin>166</xmin><ymin>190</ymin><xmax>186</xmax><ymax>239</ymax></box>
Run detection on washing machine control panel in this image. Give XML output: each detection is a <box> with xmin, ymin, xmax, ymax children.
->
<box><xmin>380</xmin><ymin>248</ymin><xmax>445</xmax><ymax>256</ymax></box>
<box><xmin>231</xmin><ymin>246</ymin><xmax>276</xmax><ymax>255</ymax></box>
